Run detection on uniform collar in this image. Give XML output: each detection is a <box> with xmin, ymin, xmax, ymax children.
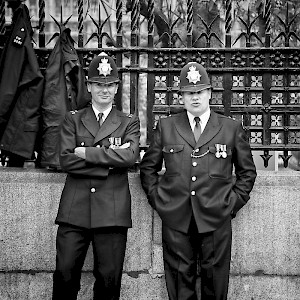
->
<box><xmin>186</xmin><ymin>108</ymin><xmax>211</xmax><ymax>131</ymax></box>
<box><xmin>92</xmin><ymin>104</ymin><xmax>112</xmax><ymax>121</ymax></box>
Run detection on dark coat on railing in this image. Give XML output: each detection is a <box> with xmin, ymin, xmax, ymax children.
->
<box><xmin>40</xmin><ymin>25</ymin><xmax>90</xmax><ymax>169</ymax></box>
<box><xmin>0</xmin><ymin>4</ymin><xmax>44</xmax><ymax>160</ymax></box>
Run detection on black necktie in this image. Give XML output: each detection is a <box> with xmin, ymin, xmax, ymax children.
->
<box><xmin>194</xmin><ymin>117</ymin><xmax>201</xmax><ymax>142</ymax></box>
<box><xmin>98</xmin><ymin>113</ymin><xmax>103</xmax><ymax>127</ymax></box>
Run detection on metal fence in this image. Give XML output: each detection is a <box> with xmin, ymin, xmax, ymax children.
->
<box><xmin>0</xmin><ymin>0</ymin><xmax>299</xmax><ymax>169</ymax></box>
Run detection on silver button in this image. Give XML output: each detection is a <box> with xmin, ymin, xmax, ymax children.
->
<box><xmin>192</xmin><ymin>162</ymin><xmax>197</xmax><ymax>167</ymax></box>
<box><xmin>195</xmin><ymin>149</ymin><xmax>199</xmax><ymax>153</ymax></box>
<box><xmin>191</xmin><ymin>191</ymin><xmax>196</xmax><ymax>196</ymax></box>
<box><xmin>81</xmin><ymin>142</ymin><xmax>85</xmax><ymax>146</ymax></box>
<box><xmin>91</xmin><ymin>188</ymin><xmax>96</xmax><ymax>193</ymax></box>
<box><xmin>192</xmin><ymin>176</ymin><xmax>196</xmax><ymax>181</ymax></box>
<box><xmin>170</xmin><ymin>149</ymin><xmax>174</xmax><ymax>153</ymax></box>
<box><xmin>96</xmin><ymin>145</ymin><xmax>100</xmax><ymax>148</ymax></box>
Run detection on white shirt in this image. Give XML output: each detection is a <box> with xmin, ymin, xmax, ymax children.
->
<box><xmin>92</xmin><ymin>105</ymin><xmax>112</xmax><ymax>122</ymax></box>
<box><xmin>187</xmin><ymin>108</ymin><xmax>211</xmax><ymax>133</ymax></box>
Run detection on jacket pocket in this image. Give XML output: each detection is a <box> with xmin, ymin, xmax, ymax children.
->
<box><xmin>208</xmin><ymin>146</ymin><xmax>232</xmax><ymax>179</ymax></box>
<box><xmin>76</xmin><ymin>135</ymin><xmax>94</xmax><ymax>147</ymax></box>
<box><xmin>162</xmin><ymin>144</ymin><xmax>184</xmax><ymax>154</ymax></box>
<box><xmin>162</xmin><ymin>144</ymin><xmax>184</xmax><ymax>175</ymax></box>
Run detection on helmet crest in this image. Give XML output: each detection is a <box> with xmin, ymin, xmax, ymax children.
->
<box><xmin>186</xmin><ymin>66</ymin><xmax>201</xmax><ymax>84</ymax></box>
<box><xmin>97</xmin><ymin>58</ymin><xmax>112</xmax><ymax>77</ymax></box>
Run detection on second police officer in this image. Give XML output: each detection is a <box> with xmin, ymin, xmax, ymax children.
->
<box><xmin>140</xmin><ymin>61</ymin><xmax>257</xmax><ymax>300</ymax></box>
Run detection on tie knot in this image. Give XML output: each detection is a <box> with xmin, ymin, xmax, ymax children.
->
<box><xmin>98</xmin><ymin>113</ymin><xmax>103</xmax><ymax>126</ymax></box>
<box><xmin>194</xmin><ymin>117</ymin><xmax>200</xmax><ymax>124</ymax></box>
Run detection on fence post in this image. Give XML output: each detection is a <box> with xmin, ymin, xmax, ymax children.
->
<box><xmin>224</xmin><ymin>0</ymin><xmax>232</xmax><ymax>116</ymax></box>
<box><xmin>225</xmin><ymin>0</ymin><xmax>232</xmax><ymax>48</ymax></box>
<box><xmin>78</xmin><ymin>0</ymin><xmax>83</xmax><ymax>47</ymax></box>
<box><xmin>115</xmin><ymin>0</ymin><xmax>123</xmax><ymax>111</ymax></box>
<box><xmin>130</xmin><ymin>0</ymin><xmax>140</xmax><ymax>115</ymax></box>
<box><xmin>264</xmin><ymin>0</ymin><xmax>271</xmax><ymax>47</ymax></box>
<box><xmin>146</xmin><ymin>0</ymin><xmax>155</xmax><ymax>143</ymax></box>
<box><xmin>38</xmin><ymin>0</ymin><xmax>45</xmax><ymax>47</ymax></box>
<box><xmin>186</xmin><ymin>0</ymin><xmax>193</xmax><ymax>47</ymax></box>
<box><xmin>0</xmin><ymin>0</ymin><xmax>5</xmax><ymax>34</ymax></box>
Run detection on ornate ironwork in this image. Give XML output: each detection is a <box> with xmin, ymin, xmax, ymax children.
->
<box><xmin>0</xmin><ymin>1</ymin><xmax>299</xmax><ymax>169</ymax></box>
<box><xmin>85</xmin><ymin>5</ymin><xmax>113</xmax><ymax>48</ymax></box>
<box><xmin>194</xmin><ymin>13</ymin><xmax>223</xmax><ymax>47</ymax></box>
<box><xmin>273</xmin><ymin>3</ymin><xmax>300</xmax><ymax>47</ymax></box>
<box><xmin>233</xmin><ymin>9</ymin><xmax>263</xmax><ymax>47</ymax></box>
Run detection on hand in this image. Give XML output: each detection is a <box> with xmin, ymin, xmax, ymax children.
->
<box><xmin>109</xmin><ymin>142</ymin><xmax>130</xmax><ymax>149</ymax></box>
<box><xmin>74</xmin><ymin>147</ymin><xmax>86</xmax><ymax>159</ymax></box>
<box><xmin>118</xmin><ymin>142</ymin><xmax>130</xmax><ymax>149</ymax></box>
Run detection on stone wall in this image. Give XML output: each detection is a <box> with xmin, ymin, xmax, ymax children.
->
<box><xmin>0</xmin><ymin>169</ymin><xmax>299</xmax><ymax>299</ymax></box>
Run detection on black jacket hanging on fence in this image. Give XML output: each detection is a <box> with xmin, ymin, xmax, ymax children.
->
<box><xmin>0</xmin><ymin>4</ymin><xmax>44</xmax><ymax>160</ymax></box>
<box><xmin>40</xmin><ymin>25</ymin><xmax>90</xmax><ymax>169</ymax></box>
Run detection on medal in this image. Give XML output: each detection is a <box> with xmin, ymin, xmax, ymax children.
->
<box><xmin>221</xmin><ymin>144</ymin><xmax>227</xmax><ymax>158</ymax></box>
<box><xmin>109</xmin><ymin>137</ymin><xmax>115</xmax><ymax>148</ymax></box>
<box><xmin>115</xmin><ymin>137</ymin><xmax>121</xmax><ymax>148</ymax></box>
<box><xmin>215</xmin><ymin>144</ymin><xmax>221</xmax><ymax>158</ymax></box>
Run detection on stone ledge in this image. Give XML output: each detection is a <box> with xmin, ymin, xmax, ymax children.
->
<box><xmin>0</xmin><ymin>169</ymin><xmax>299</xmax><ymax>299</ymax></box>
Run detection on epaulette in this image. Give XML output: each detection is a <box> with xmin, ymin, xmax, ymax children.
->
<box><xmin>70</xmin><ymin>110</ymin><xmax>78</xmax><ymax>115</ymax></box>
<box><xmin>12</xmin><ymin>27</ymin><xmax>26</xmax><ymax>48</ymax></box>
<box><xmin>227</xmin><ymin>115</ymin><xmax>238</xmax><ymax>121</ymax></box>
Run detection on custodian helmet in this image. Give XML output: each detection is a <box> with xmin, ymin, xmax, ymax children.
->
<box><xmin>179</xmin><ymin>62</ymin><xmax>211</xmax><ymax>93</ymax></box>
<box><xmin>87</xmin><ymin>52</ymin><xmax>119</xmax><ymax>85</ymax></box>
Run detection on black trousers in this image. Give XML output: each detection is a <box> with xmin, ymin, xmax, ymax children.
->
<box><xmin>162</xmin><ymin>217</ymin><xmax>232</xmax><ymax>300</ymax></box>
<box><xmin>52</xmin><ymin>224</ymin><xmax>128</xmax><ymax>300</ymax></box>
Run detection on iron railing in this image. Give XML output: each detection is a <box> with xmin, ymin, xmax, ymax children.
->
<box><xmin>0</xmin><ymin>0</ymin><xmax>299</xmax><ymax>168</ymax></box>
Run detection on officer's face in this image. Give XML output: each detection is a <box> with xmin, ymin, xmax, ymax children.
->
<box><xmin>87</xmin><ymin>82</ymin><xmax>118</xmax><ymax>109</ymax></box>
<box><xmin>182</xmin><ymin>88</ymin><xmax>211</xmax><ymax>117</ymax></box>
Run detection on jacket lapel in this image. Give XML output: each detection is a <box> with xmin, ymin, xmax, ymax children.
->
<box><xmin>81</xmin><ymin>106</ymin><xmax>99</xmax><ymax>137</ymax></box>
<box><xmin>196</xmin><ymin>110</ymin><xmax>222</xmax><ymax>148</ymax></box>
<box><xmin>94</xmin><ymin>107</ymin><xmax>121</xmax><ymax>144</ymax></box>
<box><xmin>174</xmin><ymin>111</ymin><xmax>196</xmax><ymax>148</ymax></box>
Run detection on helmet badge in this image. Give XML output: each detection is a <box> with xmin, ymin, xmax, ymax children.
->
<box><xmin>97</xmin><ymin>58</ymin><xmax>112</xmax><ymax>77</ymax></box>
<box><xmin>186</xmin><ymin>66</ymin><xmax>201</xmax><ymax>84</ymax></box>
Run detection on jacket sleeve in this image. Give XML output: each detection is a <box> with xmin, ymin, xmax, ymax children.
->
<box><xmin>139</xmin><ymin>120</ymin><xmax>164</xmax><ymax>209</ymax></box>
<box><xmin>85</xmin><ymin>115</ymin><xmax>140</xmax><ymax>168</ymax></box>
<box><xmin>59</xmin><ymin>113</ymin><xmax>109</xmax><ymax>177</ymax></box>
<box><xmin>231</xmin><ymin>122</ymin><xmax>257</xmax><ymax>215</ymax></box>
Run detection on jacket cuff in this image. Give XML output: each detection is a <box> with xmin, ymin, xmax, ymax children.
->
<box><xmin>148</xmin><ymin>188</ymin><xmax>158</xmax><ymax>210</ymax></box>
<box><xmin>232</xmin><ymin>191</ymin><xmax>246</xmax><ymax>216</ymax></box>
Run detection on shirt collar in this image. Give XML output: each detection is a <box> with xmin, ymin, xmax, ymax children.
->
<box><xmin>186</xmin><ymin>108</ymin><xmax>211</xmax><ymax>130</ymax></box>
<box><xmin>92</xmin><ymin>105</ymin><xmax>112</xmax><ymax>121</ymax></box>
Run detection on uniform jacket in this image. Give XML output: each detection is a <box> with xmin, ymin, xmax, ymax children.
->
<box><xmin>0</xmin><ymin>4</ymin><xmax>44</xmax><ymax>159</ymax></box>
<box><xmin>40</xmin><ymin>26</ymin><xmax>90</xmax><ymax>169</ymax></box>
<box><xmin>55</xmin><ymin>106</ymin><xmax>140</xmax><ymax>229</ymax></box>
<box><xmin>140</xmin><ymin>110</ymin><xmax>257</xmax><ymax>233</ymax></box>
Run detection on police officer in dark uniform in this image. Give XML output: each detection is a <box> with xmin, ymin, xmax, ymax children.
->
<box><xmin>52</xmin><ymin>52</ymin><xmax>140</xmax><ymax>300</ymax></box>
<box><xmin>140</xmin><ymin>62</ymin><xmax>256</xmax><ymax>300</ymax></box>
